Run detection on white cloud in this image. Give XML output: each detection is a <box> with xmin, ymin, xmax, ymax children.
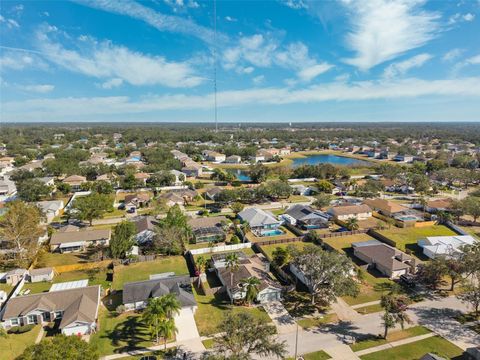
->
<box><xmin>280</xmin><ymin>0</ymin><xmax>308</xmax><ymax>10</ymax></box>
<box><xmin>4</xmin><ymin>77</ymin><xmax>480</xmax><ymax>121</ymax></box>
<box><xmin>449</xmin><ymin>12</ymin><xmax>475</xmax><ymax>24</ymax></box>
<box><xmin>253</xmin><ymin>75</ymin><xmax>265</xmax><ymax>85</ymax></box>
<box><xmin>225</xmin><ymin>16</ymin><xmax>237</xmax><ymax>22</ymax></box>
<box><xmin>17</xmin><ymin>84</ymin><xmax>55</xmax><ymax>93</ymax></box>
<box><xmin>383</xmin><ymin>53</ymin><xmax>433</xmax><ymax>79</ymax></box>
<box><xmin>0</xmin><ymin>15</ymin><xmax>20</xmax><ymax>28</ymax></box>
<box><xmin>453</xmin><ymin>53</ymin><xmax>480</xmax><ymax>72</ymax></box>
<box><xmin>0</xmin><ymin>50</ymin><xmax>49</xmax><ymax>71</ymax></box>
<box><xmin>342</xmin><ymin>0</ymin><xmax>440</xmax><ymax>70</ymax></box>
<box><xmin>223</xmin><ymin>36</ymin><xmax>332</xmax><ymax>82</ymax></box>
<box><xmin>74</xmin><ymin>0</ymin><xmax>223</xmax><ymax>44</ymax></box>
<box><xmin>443</xmin><ymin>48</ymin><xmax>464</xmax><ymax>62</ymax></box>
<box><xmin>100</xmin><ymin>78</ymin><xmax>124</xmax><ymax>89</ymax></box>
<box><xmin>35</xmin><ymin>24</ymin><xmax>203</xmax><ymax>88</ymax></box>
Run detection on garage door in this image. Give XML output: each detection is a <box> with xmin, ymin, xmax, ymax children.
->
<box><xmin>62</xmin><ymin>325</ymin><xmax>89</xmax><ymax>336</ymax></box>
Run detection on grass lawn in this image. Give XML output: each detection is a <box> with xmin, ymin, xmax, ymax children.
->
<box><xmin>270</xmin><ymin>208</ymin><xmax>285</xmax><ymax>216</ymax></box>
<box><xmin>376</xmin><ymin>225</ymin><xmax>456</xmax><ymax>260</ymax></box>
<box><xmin>359</xmin><ymin>335</ymin><xmax>464</xmax><ymax>360</ymax></box>
<box><xmin>245</xmin><ymin>226</ymin><xmax>299</xmax><ymax>243</ymax></box>
<box><xmin>202</xmin><ymin>338</ymin><xmax>215</xmax><ymax>349</ymax></box>
<box><xmin>122</xmin><ymin>350</ymin><xmax>174</xmax><ymax>359</ymax></box>
<box><xmin>24</xmin><ymin>267</ymin><xmax>111</xmax><ymax>294</ymax></box>
<box><xmin>0</xmin><ymin>325</ymin><xmax>42</xmax><ymax>359</ymax></box>
<box><xmin>90</xmin><ymin>308</ymin><xmax>161</xmax><ymax>355</ymax></box>
<box><xmin>0</xmin><ymin>283</ymin><xmax>13</xmax><ymax>293</ymax></box>
<box><xmin>112</xmin><ymin>257</ymin><xmax>189</xmax><ymax>290</ymax></box>
<box><xmin>288</xmin><ymin>195</ymin><xmax>310</xmax><ymax>203</ymax></box>
<box><xmin>192</xmin><ymin>248</ymin><xmax>255</xmax><ymax>262</ymax></box>
<box><xmin>193</xmin><ymin>288</ymin><xmax>271</xmax><ymax>336</ymax></box>
<box><xmin>35</xmin><ymin>251</ymin><xmax>92</xmax><ymax>267</ymax></box>
<box><xmin>287</xmin><ymin>350</ymin><xmax>332</xmax><ymax>360</ymax></box>
<box><xmin>323</xmin><ymin>234</ymin><xmax>375</xmax><ymax>253</ymax></box>
<box><xmin>354</xmin><ymin>303</ymin><xmax>383</xmax><ymax>315</ymax></box>
<box><xmin>259</xmin><ymin>241</ymin><xmax>308</xmax><ymax>260</ymax></box>
<box><xmin>297</xmin><ymin>313</ymin><xmax>339</xmax><ymax>329</ymax></box>
<box><xmin>459</xmin><ymin>225</ymin><xmax>480</xmax><ymax>237</ymax></box>
<box><xmin>351</xmin><ymin>326</ymin><xmax>431</xmax><ymax>352</ymax></box>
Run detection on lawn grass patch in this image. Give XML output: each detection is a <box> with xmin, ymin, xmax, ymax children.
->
<box><xmin>202</xmin><ymin>338</ymin><xmax>215</xmax><ymax>349</ymax></box>
<box><xmin>193</xmin><ymin>288</ymin><xmax>271</xmax><ymax>336</ymax></box>
<box><xmin>192</xmin><ymin>248</ymin><xmax>255</xmax><ymax>262</ymax></box>
<box><xmin>351</xmin><ymin>326</ymin><xmax>431</xmax><ymax>352</ymax></box>
<box><xmin>359</xmin><ymin>336</ymin><xmax>463</xmax><ymax>360</ymax></box>
<box><xmin>297</xmin><ymin>313</ymin><xmax>339</xmax><ymax>329</ymax></box>
<box><xmin>112</xmin><ymin>256</ymin><xmax>188</xmax><ymax>290</ymax></box>
<box><xmin>35</xmin><ymin>251</ymin><xmax>92</xmax><ymax>267</ymax></box>
<box><xmin>259</xmin><ymin>241</ymin><xmax>308</xmax><ymax>260</ymax></box>
<box><xmin>376</xmin><ymin>225</ymin><xmax>456</xmax><ymax>260</ymax></box>
<box><xmin>354</xmin><ymin>303</ymin><xmax>383</xmax><ymax>315</ymax></box>
<box><xmin>0</xmin><ymin>325</ymin><xmax>41</xmax><ymax>359</ymax></box>
<box><xmin>322</xmin><ymin>234</ymin><xmax>375</xmax><ymax>253</ymax></box>
<box><xmin>287</xmin><ymin>350</ymin><xmax>332</xmax><ymax>360</ymax></box>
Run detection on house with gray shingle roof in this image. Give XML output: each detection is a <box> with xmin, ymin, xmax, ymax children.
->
<box><xmin>238</xmin><ymin>208</ymin><xmax>283</xmax><ymax>236</ymax></box>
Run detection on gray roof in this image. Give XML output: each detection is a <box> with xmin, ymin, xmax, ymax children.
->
<box><xmin>50</xmin><ymin>229</ymin><xmax>111</xmax><ymax>245</ymax></box>
<box><xmin>29</xmin><ymin>267</ymin><xmax>54</xmax><ymax>276</ymax></box>
<box><xmin>122</xmin><ymin>275</ymin><xmax>196</xmax><ymax>307</ymax></box>
<box><xmin>285</xmin><ymin>204</ymin><xmax>329</xmax><ymax>222</ymax></box>
<box><xmin>238</xmin><ymin>208</ymin><xmax>280</xmax><ymax>227</ymax></box>
<box><xmin>353</xmin><ymin>241</ymin><xmax>412</xmax><ymax>271</ymax></box>
<box><xmin>134</xmin><ymin>216</ymin><xmax>157</xmax><ymax>233</ymax></box>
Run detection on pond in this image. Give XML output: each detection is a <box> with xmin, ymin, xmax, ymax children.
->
<box><xmin>226</xmin><ymin>154</ymin><xmax>370</xmax><ymax>181</ymax></box>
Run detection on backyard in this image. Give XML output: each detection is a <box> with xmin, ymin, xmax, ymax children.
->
<box><xmin>245</xmin><ymin>226</ymin><xmax>299</xmax><ymax>243</ymax></box>
<box><xmin>376</xmin><ymin>225</ymin><xmax>456</xmax><ymax>260</ymax></box>
<box><xmin>112</xmin><ymin>256</ymin><xmax>189</xmax><ymax>290</ymax></box>
<box><xmin>359</xmin><ymin>335</ymin><xmax>465</xmax><ymax>360</ymax></box>
<box><xmin>259</xmin><ymin>240</ymin><xmax>308</xmax><ymax>260</ymax></box>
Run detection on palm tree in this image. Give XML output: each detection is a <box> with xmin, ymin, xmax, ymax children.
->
<box><xmin>142</xmin><ymin>298</ymin><xmax>165</xmax><ymax>344</ymax></box>
<box><xmin>225</xmin><ymin>253</ymin><xmax>240</xmax><ymax>304</ymax></box>
<box><xmin>159</xmin><ymin>293</ymin><xmax>181</xmax><ymax>320</ymax></box>
<box><xmin>158</xmin><ymin>318</ymin><xmax>177</xmax><ymax>350</ymax></box>
<box><xmin>196</xmin><ymin>256</ymin><xmax>207</xmax><ymax>287</ymax></box>
<box><xmin>241</xmin><ymin>276</ymin><xmax>261</xmax><ymax>306</ymax></box>
<box><xmin>345</xmin><ymin>217</ymin><xmax>359</xmax><ymax>231</ymax></box>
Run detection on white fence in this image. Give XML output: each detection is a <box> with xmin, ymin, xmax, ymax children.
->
<box><xmin>189</xmin><ymin>242</ymin><xmax>252</xmax><ymax>255</ymax></box>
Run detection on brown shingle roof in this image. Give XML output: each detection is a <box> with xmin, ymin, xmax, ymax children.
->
<box><xmin>188</xmin><ymin>216</ymin><xmax>227</xmax><ymax>230</ymax></box>
<box><xmin>329</xmin><ymin>204</ymin><xmax>372</xmax><ymax>216</ymax></box>
<box><xmin>50</xmin><ymin>229</ymin><xmax>111</xmax><ymax>246</ymax></box>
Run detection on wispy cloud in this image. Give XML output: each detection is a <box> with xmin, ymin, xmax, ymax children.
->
<box><xmin>448</xmin><ymin>12</ymin><xmax>475</xmax><ymax>24</ymax></box>
<box><xmin>17</xmin><ymin>84</ymin><xmax>55</xmax><ymax>93</ymax></box>
<box><xmin>4</xmin><ymin>77</ymin><xmax>480</xmax><ymax>121</ymax></box>
<box><xmin>342</xmin><ymin>0</ymin><xmax>440</xmax><ymax>71</ymax></box>
<box><xmin>0</xmin><ymin>49</ymin><xmax>49</xmax><ymax>71</ymax></box>
<box><xmin>223</xmin><ymin>35</ymin><xmax>332</xmax><ymax>82</ymax></box>
<box><xmin>34</xmin><ymin>24</ymin><xmax>204</xmax><ymax>88</ymax></box>
<box><xmin>0</xmin><ymin>14</ymin><xmax>20</xmax><ymax>28</ymax></box>
<box><xmin>443</xmin><ymin>48</ymin><xmax>464</xmax><ymax>62</ymax></box>
<box><xmin>99</xmin><ymin>78</ymin><xmax>123</xmax><ymax>89</ymax></box>
<box><xmin>73</xmin><ymin>0</ymin><xmax>224</xmax><ymax>44</ymax></box>
<box><xmin>383</xmin><ymin>53</ymin><xmax>433</xmax><ymax>79</ymax></box>
<box><xmin>279</xmin><ymin>0</ymin><xmax>308</xmax><ymax>10</ymax></box>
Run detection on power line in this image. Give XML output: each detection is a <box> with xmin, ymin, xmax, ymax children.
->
<box><xmin>213</xmin><ymin>0</ymin><xmax>218</xmax><ymax>133</ymax></box>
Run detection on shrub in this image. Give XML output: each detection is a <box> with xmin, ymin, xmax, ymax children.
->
<box><xmin>230</xmin><ymin>235</ymin><xmax>240</xmax><ymax>244</ymax></box>
<box><xmin>8</xmin><ymin>324</ymin><xmax>35</xmax><ymax>334</ymax></box>
<box><xmin>116</xmin><ymin>304</ymin><xmax>126</xmax><ymax>314</ymax></box>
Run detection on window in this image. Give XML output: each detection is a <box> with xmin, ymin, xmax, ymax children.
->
<box><xmin>55</xmin><ymin>311</ymin><xmax>63</xmax><ymax>319</ymax></box>
<box><xmin>10</xmin><ymin>318</ymin><xmax>19</xmax><ymax>326</ymax></box>
<box><xmin>27</xmin><ymin>315</ymin><xmax>36</xmax><ymax>324</ymax></box>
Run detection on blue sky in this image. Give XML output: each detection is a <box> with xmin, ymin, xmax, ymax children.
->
<box><xmin>0</xmin><ymin>0</ymin><xmax>479</xmax><ymax>123</ymax></box>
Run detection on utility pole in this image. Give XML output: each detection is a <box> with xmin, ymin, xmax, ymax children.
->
<box><xmin>213</xmin><ymin>0</ymin><xmax>218</xmax><ymax>133</ymax></box>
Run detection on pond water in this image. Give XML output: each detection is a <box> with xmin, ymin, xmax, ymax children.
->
<box><xmin>226</xmin><ymin>154</ymin><xmax>370</xmax><ymax>181</ymax></box>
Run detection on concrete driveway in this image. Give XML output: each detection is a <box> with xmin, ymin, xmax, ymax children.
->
<box><xmin>264</xmin><ymin>301</ymin><xmax>298</xmax><ymax>334</ymax></box>
<box><xmin>175</xmin><ymin>308</ymin><xmax>201</xmax><ymax>342</ymax></box>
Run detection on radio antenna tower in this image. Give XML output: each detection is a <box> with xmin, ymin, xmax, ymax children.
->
<box><xmin>213</xmin><ymin>0</ymin><xmax>218</xmax><ymax>133</ymax></box>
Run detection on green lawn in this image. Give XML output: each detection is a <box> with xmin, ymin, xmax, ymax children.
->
<box><xmin>90</xmin><ymin>308</ymin><xmax>159</xmax><ymax>355</ymax></box>
<box><xmin>287</xmin><ymin>195</ymin><xmax>310</xmax><ymax>203</ymax></box>
<box><xmin>202</xmin><ymin>338</ymin><xmax>215</xmax><ymax>349</ymax></box>
<box><xmin>359</xmin><ymin>336</ymin><xmax>464</xmax><ymax>360</ymax></box>
<box><xmin>297</xmin><ymin>313</ymin><xmax>338</xmax><ymax>329</ymax></box>
<box><xmin>35</xmin><ymin>251</ymin><xmax>91</xmax><ymax>267</ymax></box>
<box><xmin>323</xmin><ymin>234</ymin><xmax>375</xmax><ymax>253</ymax></box>
<box><xmin>0</xmin><ymin>325</ymin><xmax>42</xmax><ymax>360</ymax></box>
<box><xmin>112</xmin><ymin>257</ymin><xmax>189</xmax><ymax>290</ymax></box>
<box><xmin>354</xmin><ymin>303</ymin><xmax>383</xmax><ymax>314</ymax></box>
<box><xmin>24</xmin><ymin>268</ymin><xmax>111</xmax><ymax>294</ymax></box>
<box><xmin>192</xmin><ymin>248</ymin><xmax>256</xmax><ymax>262</ymax></box>
<box><xmin>351</xmin><ymin>326</ymin><xmax>431</xmax><ymax>352</ymax></box>
<box><xmin>376</xmin><ymin>225</ymin><xmax>456</xmax><ymax>260</ymax></box>
<box><xmin>259</xmin><ymin>241</ymin><xmax>308</xmax><ymax>260</ymax></box>
<box><xmin>287</xmin><ymin>350</ymin><xmax>332</xmax><ymax>360</ymax></box>
<box><xmin>0</xmin><ymin>283</ymin><xmax>13</xmax><ymax>293</ymax></box>
<box><xmin>193</xmin><ymin>288</ymin><xmax>271</xmax><ymax>336</ymax></box>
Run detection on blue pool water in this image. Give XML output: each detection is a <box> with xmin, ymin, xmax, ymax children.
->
<box><xmin>261</xmin><ymin>229</ymin><xmax>285</xmax><ymax>237</ymax></box>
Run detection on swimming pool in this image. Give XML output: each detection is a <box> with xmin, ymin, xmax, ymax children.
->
<box><xmin>261</xmin><ymin>229</ymin><xmax>285</xmax><ymax>237</ymax></box>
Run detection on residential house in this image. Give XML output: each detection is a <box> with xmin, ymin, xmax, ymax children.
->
<box><xmin>352</xmin><ymin>240</ymin><xmax>415</xmax><ymax>279</ymax></box>
<box><xmin>133</xmin><ymin>216</ymin><xmax>158</xmax><ymax>245</ymax></box>
<box><xmin>225</xmin><ymin>155</ymin><xmax>241</xmax><ymax>164</ymax></box>
<box><xmin>36</xmin><ymin>176</ymin><xmax>55</xmax><ymax>188</ymax></box>
<box><xmin>5</xmin><ymin>269</ymin><xmax>28</xmax><ymax>286</ymax></box>
<box><xmin>28</xmin><ymin>267</ymin><xmax>54</xmax><ymax>283</ymax></box>
<box><xmin>170</xmin><ymin>170</ymin><xmax>185</xmax><ymax>185</ymax></box>
<box><xmin>394</xmin><ymin>154</ymin><xmax>414</xmax><ymax>163</ymax></box>
<box><xmin>124</xmin><ymin>192</ymin><xmax>152</xmax><ymax>209</ymax></box>
<box><xmin>188</xmin><ymin>216</ymin><xmax>228</xmax><ymax>243</ymax></box>
<box><xmin>181</xmin><ymin>161</ymin><xmax>203</xmax><ymax>177</ymax></box>
<box><xmin>50</xmin><ymin>228</ymin><xmax>111</xmax><ymax>253</ymax></box>
<box><xmin>204</xmin><ymin>187</ymin><xmax>223</xmax><ymax>201</ymax></box>
<box><xmin>282</xmin><ymin>204</ymin><xmax>330</xmax><ymax>229</ymax></box>
<box><xmin>363</xmin><ymin>198</ymin><xmax>408</xmax><ymax>217</ymax></box>
<box><xmin>426</xmin><ymin>198</ymin><xmax>453</xmax><ymax>213</ymax></box>
<box><xmin>35</xmin><ymin>200</ymin><xmax>64</xmax><ymax>224</ymax></box>
<box><xmin>202</xmin><ymin>150</ymin><xmax>226</xmax><ymax>162</ymax></box>
<box><xmin>0</xmin><ymin>176</ymin><xmax>17</xmax><ymax>202</ymax></box>
<box><xmin>291</xmin><ymin>184</ymin><xmax>315</xmax><ymax>196</ymax></box>
<box><xmin>327</xmin><ymin>204</ymin><xmax>372</xmax><ymax>221</ymax></box>
<box><xmin>161</xmin><ymin>192</ymin><xmax>186</xmax><ymax>207</ymax></box>
<box><xmin>250</xmin><ymin>153</ymin><xmax>265</xmax><ymax>163</ymax></box>
<box><xmin>63</xmin><ymin>175</ymin><xmax>87</xmax><ymax>190</ymax></box>
<box><xmin>238</xmin><ymin>208</ymin><xmax>283</xmax><ymax>236</ymax></box>
<box><xmin>19</xmin><ymin>160</ymin><xmax>44</xmax><ymax>172</ymax></box>
<box><xmin>1</xmin><ymin>285</ymin><xmax>101</xmax><ymax>336</ymax></box>
<box><xmin>212</xmin><ymin>252</ymin><xmax>282</xmax><ymax>303</ymax></box>
<box><xmin>418</xmin><ymin>235</ymin><xmax>477</xmax><ymax>259</ymax></box>
<box><xmin>279</xmin><ymin>148</ymin><xmax>291</xmax><ymax>155</ymax></box>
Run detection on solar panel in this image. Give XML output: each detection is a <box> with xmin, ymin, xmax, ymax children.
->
<box><xmin>50</xmin><ymin>279</ymin><xmax>89</xmax><ymax>292</ymax></box>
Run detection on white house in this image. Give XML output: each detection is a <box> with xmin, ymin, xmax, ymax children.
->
<box><xmin>418</xmin><ymin>235</ymin><xmax>477</xmax><ymax>259</ymax></box>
